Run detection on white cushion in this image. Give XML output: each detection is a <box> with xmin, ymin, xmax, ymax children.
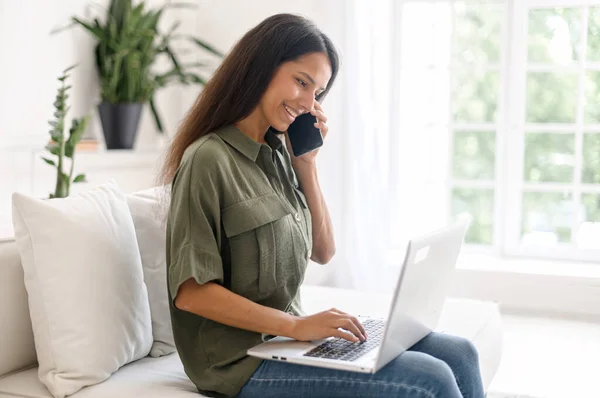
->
<box><xmin>126</xmin><ymin>187</ymin><xmax>175</xmax><ymax>357</ymax></box>
<box><xmin>11</xmin><ymin>180</ymin><xmax>153</xmax><ymax>398</ymax></box>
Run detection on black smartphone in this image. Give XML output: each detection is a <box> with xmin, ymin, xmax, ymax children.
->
<box><xmin>286</xmin><ymin>112</ymin><xmax>323</xmax><ymax>157</ymax></box>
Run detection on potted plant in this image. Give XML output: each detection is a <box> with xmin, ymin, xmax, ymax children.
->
<box><xmin>69</xmin><ymin>0</ymin><xmax>223</xmax><ymax>149</ymax></box>
<box><xmin>42</xmin><ymin>65</ymin><xmax>90</xmax><ymax>199</ymax></box>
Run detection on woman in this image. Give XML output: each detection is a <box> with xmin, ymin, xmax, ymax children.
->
<box><xmin>158</xmin><ymin>13</ymin><xmax>485</xmax><ymax>398</ymax></box>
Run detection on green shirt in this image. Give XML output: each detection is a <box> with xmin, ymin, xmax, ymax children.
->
<box><xmin>166</xmin><ymin>124</ymin><xmax>313</xmax><ymax>397</ymax></box>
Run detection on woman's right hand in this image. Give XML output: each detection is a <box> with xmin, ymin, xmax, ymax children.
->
<box><xmin>289</xmin><ymin>308</ymin><xmax>368</xmax><ymax>343</ymax></box>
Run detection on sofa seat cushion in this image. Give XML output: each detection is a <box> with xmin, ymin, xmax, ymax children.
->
<box><xmin>0</xmin><ymin>353</ymin><xmax>205</xmax><ymax>398</ymax></box>
<box><xmin>0</xmin><ymin>285</ymin><xmax>502</xmax><ymax>397</ymax></box>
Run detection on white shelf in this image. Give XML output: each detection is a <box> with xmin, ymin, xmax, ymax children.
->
<box><xmin>35</xmin><ymin>148</ymin><xmax>166</xmax><ymax>171</ymax></box>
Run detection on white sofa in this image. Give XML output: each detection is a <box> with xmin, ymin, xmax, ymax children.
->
<box><xmin>0</xmin><ymin>190</ymin><xmax>504</xmax><ymax>397</ymax></box>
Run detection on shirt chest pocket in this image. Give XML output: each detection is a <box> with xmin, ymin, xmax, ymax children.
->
<box><xmin>221</xmin><ymin>193</ymin><xmax>301</xmax><ymax>298</ymax></box>
<box><xmin>293</xmin><ymin>187</ymin><xmax>313</xmax><ymax>254</ymax></box>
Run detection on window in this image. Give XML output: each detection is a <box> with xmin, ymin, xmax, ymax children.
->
<box><xmin>392</xmin><ymin>0</ymin><xmax>600</xmax><ymax>262</ymax></box>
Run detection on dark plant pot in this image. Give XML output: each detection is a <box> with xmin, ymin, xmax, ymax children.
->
<box><xmin>98</xmin><ymin>102</ymin><xmax>143</xmax><ymax>150</ymax></box>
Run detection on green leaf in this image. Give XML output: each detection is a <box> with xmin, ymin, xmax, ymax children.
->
<box><xmin>68</xmin><ymin>115</ymin><xmax>89</xmax><ymax>144</ymax></box>
<box><xmin>65</xmin><ymin>115</ymin><xmax>90</xmax><ymax>157</ymax></box>
<box><xmin>50</xmin><ymin>21</ymin><xmax>77</xmax><ymax>35</ymax></box>
<box><xmin>73</xmin><ymin>174</ymin><xmax>87</xmax><ymax>183</ymax></box>
<box><xmin>108</xmin><ymin>0</ymin><xmax>131</xmax><ymax>32</ymax></box>
<box><xmin>154</xmin><ymin>68</ymin><xmax>180</xmax><ymax>87</ymax></box>
<box><xmin>64</xmin><ymin>142</ymin><xmax>74</xmax><ymax>158</ymax></box>
<box><xmin>149</xmin><ymin>96</ymin><xmax>164</xmax><ymax>134</ymax></box>
<box><xmin>63</xmin><ymin>63</ymin><xmax>77</xmax><ymax>74</ymax></box>
<box><xmin>165</xmin><ymin>21</ymin><xmax>181</xmax><ymax>38</ymax></box>
<box><xmin>45</xmin><ymin>142</ymin><xmax>60</xmax><ymax>156</ymax></box>
<box><xmin>41</xmin><ymin>157</ymin><xmax>56</xmax><ymax>167</ymax></box>
<box><xmin>186</xmin><ymin>72</ymin><xmax>208</xmax><ymax>85</ymax></box>
<box><xmin>72</xmin><ymin>17</ymin><xmax>105</xmax><ymax>40</ymax></box>
<box><xmin>165</xmin><ymin>45</ymin><xmax>182</xmax><ymax>71</ymax></box>
<box><xmin>190</xmin><ymin>37</ymin><xmax>224</xmax><ymax>57</ymax></box>
<box><xmin>50</xmin><ymin>131</ymin><xmax>62</xmax><ymax>142</ymax></box>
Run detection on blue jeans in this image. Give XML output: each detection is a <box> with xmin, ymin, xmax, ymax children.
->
<box><xmin>237</xmin><ymin>332</ymin><xmax>484</xmax><ymax>398</ymax></box>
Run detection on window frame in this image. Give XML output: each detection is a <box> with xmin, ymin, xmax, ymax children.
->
<box><xmin>503</xmin><ymin>0</ymin><xmax>600</xmax><ymax>262</ymax></box>
<box><xmin>447</xmin><ymin>0</ymin><xmax>509</xmax><ymax>254</ymax></box>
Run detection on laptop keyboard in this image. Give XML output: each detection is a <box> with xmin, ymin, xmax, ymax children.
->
<box><xmin>303</xmin><ymin>319</ymin><xmax>386</xmax><ymax>362</ymax></box>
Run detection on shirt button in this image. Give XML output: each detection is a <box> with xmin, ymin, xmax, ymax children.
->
<box><xmin>294</xmin><ymin>213</ymin><xmax>301</xmax><ymax>222</ymax></box>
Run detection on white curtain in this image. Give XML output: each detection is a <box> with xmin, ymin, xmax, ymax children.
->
<box><xmin>320</xmin><ymin>0</ymin><xmax>452</xmax><ymax>293</ymax></box>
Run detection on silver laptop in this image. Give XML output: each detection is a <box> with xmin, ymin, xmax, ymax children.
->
<box><xmin>247</xmin><ymin>220</ymin><xmax>469</xmax><ymax>373</ymax></box>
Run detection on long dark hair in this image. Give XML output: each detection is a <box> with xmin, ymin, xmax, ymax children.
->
<box><xmin>157</xmin><ymin>13</ymin><xmax>340</xmax><ymax>187</ymax></box>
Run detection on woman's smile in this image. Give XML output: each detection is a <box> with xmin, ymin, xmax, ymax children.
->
<box><xmin>282</xmin><ymin>103</ymin><xmax>298</xmax><ymax>123</ymax></box>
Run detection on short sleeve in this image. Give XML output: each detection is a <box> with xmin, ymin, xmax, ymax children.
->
<box><xmin>167</xmin><ymin>142</ymin><xmax>224</xmax><ymax>301</ymax></box>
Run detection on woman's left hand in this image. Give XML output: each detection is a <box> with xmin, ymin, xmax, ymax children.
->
<box><xmin>285</xmin><ymin>101</ymin><xmax>328</xmax><ymax>166</ymax></box>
